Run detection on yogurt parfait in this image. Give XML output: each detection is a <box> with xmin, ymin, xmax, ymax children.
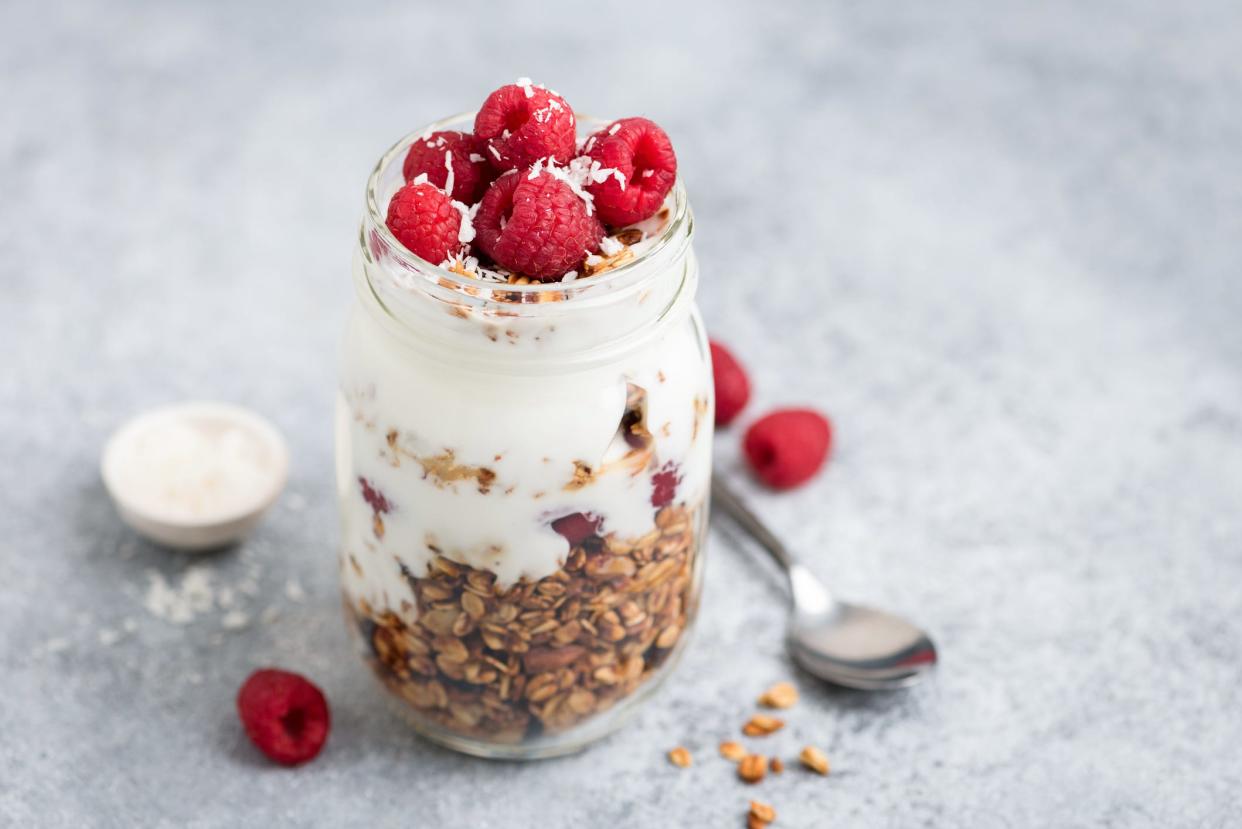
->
<box><xmin>337</xmin><ymin>80</ymin><xmax>712</xmax><ymax>758</ymax></box>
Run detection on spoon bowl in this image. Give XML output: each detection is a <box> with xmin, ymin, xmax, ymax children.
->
<box><xmin>713</xmin><ymin>477</ymin><xmax>938</xmax><ymax>690</ymax></box>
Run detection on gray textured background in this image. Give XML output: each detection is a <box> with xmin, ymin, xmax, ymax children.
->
<box><xmin>3</xmin><ymin>1</ymin><xmax>1241</xmax><ymax>826</ymax></box>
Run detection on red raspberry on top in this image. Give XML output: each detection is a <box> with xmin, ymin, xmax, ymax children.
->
<box><xmin>384</xmin><ymin>181</ymin><xmax>463</xmax><ymax>265</ymax></box>
<box><xmin>583</xmin><ymin>117</ymin><xmax>677</xmax><ymax>226</ymax></box>
<box><xmin>236</xmin><ymin>668</ymin><xmax>331</xmax><ymax>766</ymax></box>
<box><xmin>474</xmin><ymin>169</ymin><xmax>603</xmax><ymax>281</ymax></box>
<box><xmin>402</xmin><ymin>130</ymin><xmax>493</xmax><ymax>203</ymax></box>
<box><xmin>743</xmin><ymin>409</ymin><xmax>833</xmax><ymax>490</ymax></box>
<box><xmin>474</xmin><ymin>80</ymin><xmax>577</xmax><ymax>172</ymax></box>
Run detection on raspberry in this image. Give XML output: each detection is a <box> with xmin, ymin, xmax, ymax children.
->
<box><xmin>236</xmin><ymin>669</ymin><xmax>330</xmax><ymax>766</ymax></box>
<box><xmin>359</xmin><ymin>477</ymin><xmax>390</xmax><ymax>513</ymax></box>
<box><xmin>743</xmin><ymin>409</ymin><xmax>833</xmax><ymax>490</ymax></box>
<box><xmin>475</xmin><ymin>171</ymin><xmax>603</xmax><ymax>280</ymax></box>
<box><xmin>551</xmin><ymin>512</ymin><xmax>603</xmax><ymax>546</ymax></box>
<box><xmin>709</xmin><ymin>341</ymin><xmax>751</xmax><ymax>426</ymax></box>
<box><xmin>474</xmin><ymin>82</ymin><xmax>576</xmax><ymax>172</ymax></box>
<box><xmin>402</xmin><ymin>130</ymin><xmax>494</xmax><ymax>203</ymax></box>
<box><xmin>584</xmin><ymin>117</ymin><xmax>677</xmax><ymax>226</ymax></box>
<box><xmin>651</xmin><ymin>461</ymin><xmax>682</xmax><ymax>508</ymax></box>
<box><xmin>384</xmin><ymin>181</ymin><xmax>462</xmax><ymax>265</ymax></box>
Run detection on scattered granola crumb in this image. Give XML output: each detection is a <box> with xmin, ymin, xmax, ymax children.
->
<box><xmin>742</xmin><ymin>714</ymin><xmax>785</xmax><ymax>737</ymax></box>
<box><xmin>799</xmin><ymin>745</ymin><xmax>830</xmax><ymax>776</ymax></box>
<box><xmin>260</xmin><ymin>606</ymin><xmax>281</xmax><ymax>625</ymax></box>
<box><xmin>749</xmin><ymin>801</ymin><xmax>777</xmax><ymax>825</ymax></box>
<box><xmin>757</xmin><ymin>682</ymin><xmax>799</xmax><ymax>710</ymax></box>
<box><xmin>719</xmin><ymin>741</ymin><xmax>747</xmax><ymax>762</ymax></box>
<box><xmin>668</xmin><ymin>746</ymin><xmax>692</xmax><ymax>768</ymax></box>
<box><xmin>770</xmin><ymin>757</ymin><xmax>785</xmax><ymax>774</ymax></box>
<box><xmin>738</xmin><ymin>754</ymin><xmax>767</xmax><ymax>784</ymax></box>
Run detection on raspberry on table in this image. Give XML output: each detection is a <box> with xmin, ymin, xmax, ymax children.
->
<box><xmin>402</xmin><ymin>130</ymin><xmax>494</xmax><ymax>203</ymax></box>
<box><xmin>474</xmin><ymin>170</ymin><xmax>603</xmax><ymax>280</ymax></box>
<box><xmin>743</xmin><ymin>409</ymin><xmax>832</xmax><ymax>490</ymax></box>
<box><xmin>584</xmin><ymin>117</ymin><xmax>678</xmax><ymax>226</ymax></box>
<box><xmin>474</xmin><ymin>81</ymin><xmax>577</xmax><ymax>172</ymax></box>
<box><xmin>709</xmin><ymin>341</ymin><xmax>751</xmax><ymax>426</ymax></box>
<box><xmin>384</xmin><ymin>181</ymin><xmax>463</xmax><ymax>265</ymax></box>
<box><xmin>236</xmin><ymin>668</ymin><xmax>331</xmax><ymax>766</ymax></box>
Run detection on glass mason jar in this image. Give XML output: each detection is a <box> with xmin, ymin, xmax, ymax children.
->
<box><xmin>336</xmin><ymin>114</ymin><xmax>713</xmax><ymax>758</ymax></box>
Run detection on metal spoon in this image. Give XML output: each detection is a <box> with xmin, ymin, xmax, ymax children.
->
<box><xmin>711</xmin><ymin>476</ymin><xmax>938</xmax><ymax>690</ymax></box>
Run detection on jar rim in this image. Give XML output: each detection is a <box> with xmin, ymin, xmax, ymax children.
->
<box><xmin>363</xmin><ymin>110</ymin><xmax>691</xmax><ymax>303</ymax></box>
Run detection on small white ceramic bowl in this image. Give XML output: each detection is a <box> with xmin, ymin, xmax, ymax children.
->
<box><xmin>101</xmin><ymin>402</ymin><xmax>289</xmax><ymax>551</ymax></box>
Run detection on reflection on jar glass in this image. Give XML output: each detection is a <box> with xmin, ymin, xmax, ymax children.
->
<box><xmin>335</xmin><ymin>114</ymin><xmax>713</xmax><ymax>759</ymax></box>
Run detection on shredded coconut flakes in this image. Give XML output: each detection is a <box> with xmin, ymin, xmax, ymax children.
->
<box><xmin>528</xmin><ymin>156</ymin><xmax>614</xmax><ymax>215</ymax></box>
<box><xmin>600</xmin><ymin>236</ymin><xmax>625</xmax><ymax>256</ymax></box>
<box><xmin>452</xmin><ymin>199</ymin><xmax>479</xmax><ymax>244</ymax></box>
<box><xmin>443</xmin><ymin>150</ymin><xmax>456</xmax><ymax>199</ymax></box>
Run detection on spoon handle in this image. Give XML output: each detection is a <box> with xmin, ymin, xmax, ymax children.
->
<box><xmin>711</xmin><ymin>475</ymin><xmax>795</xmax><ymax>571</ymax></box>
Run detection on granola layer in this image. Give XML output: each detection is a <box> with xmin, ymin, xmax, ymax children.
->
<box><xmin>348</xmin><ymin>502</ymin><xmax>702</xmax><ymax>742</ymax></box>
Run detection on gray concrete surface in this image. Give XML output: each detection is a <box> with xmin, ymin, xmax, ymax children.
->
<box><xmin>3</xmin><ymin>1</ymin><xmax>1241</xmax><ymax>826</ymax></box>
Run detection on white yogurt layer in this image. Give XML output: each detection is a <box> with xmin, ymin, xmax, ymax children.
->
<box><xmin>336</xmin><ymin>250</ymin><xmax>711</xmax><ymax>615</ymax></box>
